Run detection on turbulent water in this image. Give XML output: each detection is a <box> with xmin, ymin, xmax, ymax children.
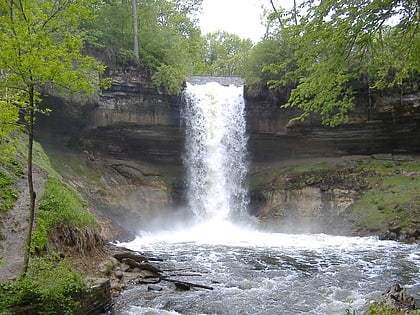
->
<box><xmin>111</xmin><ymin>80</ymin><xmax>420</xmax><ymax>314</ymax></box>
<box><xmin>114</xmin><ymin>228</ymin><xmax>420</xmax><ymax>315</ymax></box>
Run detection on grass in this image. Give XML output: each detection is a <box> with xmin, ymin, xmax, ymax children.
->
<box><xmin>32</xmin><ymin>177</ymin><xmax>97</xmax><ymax>252</ymax></box>
<box><xmin>350</xmin><ymin>160</ymin><xmax>420</xmax><ymax>231</ymax></box>
<box><xmin>0</xmin><ymin>255</ymin><xmax>86</xmax><ymax>315</ymax></box>
<box><xmin>0</xmin><ymin>139</ymin><xmax>23</xmax><ymax>213</ymax></box>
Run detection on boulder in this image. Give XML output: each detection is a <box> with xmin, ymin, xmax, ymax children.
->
<box><xmin>375</xmin><ymin>283</ymin><xmax>417</xmax><ymax>314</ymax></box>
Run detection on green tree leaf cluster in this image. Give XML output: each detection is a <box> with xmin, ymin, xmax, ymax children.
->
<box><xmin>249</xmin><ymin>0</ymin><xmax>420</xmax><ymax>126</ymax></box>
<box><xmin>200</xmin><ymin>31</ymin><xmax>253</xmax><ymax>76</ymax></box>
<box><xmin>85</xmin><ymin>0</ymin><xmax>204</xmax><ymax>94</ymax></box>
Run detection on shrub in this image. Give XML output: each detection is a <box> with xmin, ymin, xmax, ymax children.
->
<box><xmin>0</xmin><ymin>256</ymin><xmax>86</xmax><ymax>314</ymax></box>
<box><xmin>32</xmin><ymin>177</ymin><xmax>97</xmax><ymax>253</ymax></box>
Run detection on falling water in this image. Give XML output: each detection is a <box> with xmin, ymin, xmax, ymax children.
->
<box><xmin>181</xmin><ymin>80</ymin><xmax>248</xmax><ymax>221</ymax></box>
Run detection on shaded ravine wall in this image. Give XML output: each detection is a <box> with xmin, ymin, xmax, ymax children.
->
<box><xmin>35</xmin><ymin>68</ymin><xmax>420</xmax><ymax>233</ymax></box>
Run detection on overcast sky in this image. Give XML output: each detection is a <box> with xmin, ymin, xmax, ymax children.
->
<box><xmin>198</xmin><ymin>0</ymin><xmax>293</xmax><ymax>43</ymax></box>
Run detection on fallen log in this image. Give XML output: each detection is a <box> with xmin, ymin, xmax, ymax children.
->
<box><xmin>160</xmin><ymin>277</ymin><xmax>214</xmax><ymax>291</ymax></box>
<box><xmin>121</xmin><ymin>258</ymin><xmax>162</xmax><ymax>274</ymax></box>
<box><xmin>113</xmin><ymin>252</ymin><xmax>148</xmax><ymax>263</ymax></box>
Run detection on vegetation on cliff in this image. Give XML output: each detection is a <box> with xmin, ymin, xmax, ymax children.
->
<box><xmin>251</xmin><ymin>0</ymin><xmax>420</xmax><ymax>126</ymax></box>
<box><xmin>249</xmin><ymin>156</ymin><xmax>420</xmax><ymax>239</ymax></box>
<box><xmin>0</xmin><ymin>135</ymin><xmax>105</xmax><ymax>314</ymax></box>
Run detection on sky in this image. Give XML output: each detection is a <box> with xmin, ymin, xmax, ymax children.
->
<box><xmin>198</xmin><ymin>0</ymin><xmax>292</xmax><ymax>43</ymax></box>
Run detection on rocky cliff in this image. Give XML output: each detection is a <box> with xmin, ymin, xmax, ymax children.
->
<box><xmin>35</xmin><ymin>67</ymin><xmax>420</xmax><ymax>236</ymax></box>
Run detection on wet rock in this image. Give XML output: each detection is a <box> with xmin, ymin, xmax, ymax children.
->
<box><xmin>174</xmin><ymin>282</ymin><xmax>191</xmax><ymax>291</ymax></box>
<box><xmin>374</xmin><ymin>283</ymin><xmax>417</xmax><ymax>314</ymax></box>
<box><xmin>114</xmin><ymin>270</ymin><xmax>123</xmax><ymax>280</ymax></box>
<box><xmin>114</xmin><ymin>251</ymin><xmax>148</xmax><ymax>263</ymax></box>
<box><xmin>148</xmin><ymin>284</ymin><xmax>163</xmax><ymax>291</ymax></box>
<box><xmin>120</xmin><ymin>262</ymin><xmax>130</xmax><ymax>272</ymax></box>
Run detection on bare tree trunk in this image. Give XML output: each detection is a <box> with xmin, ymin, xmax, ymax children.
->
<box><xmin>22</xmin><ymin>86</ymin><xmax>36</xmax><ymax>275</ymax></box>
<box><xmin>132</xmin><ymin>0</ymin><xmax>139</xmax><ymax>60</ymax></box>
<box><xmin>269</xmin><ymin>0</ymin><xmax>284</xmax><ymax>29</ymax></box>
<box><xmin>293</xmin><ymin>0</ymin><xmax>298</xmax><ymax>25</ymax></box>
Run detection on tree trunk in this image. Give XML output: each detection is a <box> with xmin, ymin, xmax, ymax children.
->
<box><xmin>132</xmin><ymin>0</ymin><xmax>139</xmax><ymax>60</ymax></box>
<box><xmin>269</xmin><ymin>0</ymin><xmax>284</xmax><ymax>29</ymax></box>
<box><xmin>22</xmin><ymin>86</ymin><xmax>36</xmax><ymax>275</ymax></box>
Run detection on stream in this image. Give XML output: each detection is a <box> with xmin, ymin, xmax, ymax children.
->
<box><xmin>112</xmin><ymin>223</ymin><xmax>420</xmax><ymax>314</ymax></box>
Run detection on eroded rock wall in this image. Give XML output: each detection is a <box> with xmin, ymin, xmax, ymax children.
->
<box><xmin>35</xmin><ymin>67</ymin><xmax>420</xmax><ymax>234</ymax></box>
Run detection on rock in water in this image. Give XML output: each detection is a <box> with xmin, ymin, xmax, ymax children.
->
<box><xmin>375</xmin><ymin>283</ymin><xmax>416</xmax><ymax>314</ymax></box>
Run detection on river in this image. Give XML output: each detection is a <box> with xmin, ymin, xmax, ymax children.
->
<box><xmin>113</xmin><ymin>223</ymin><xmax>420</xmax><ymax>314</ymax></box>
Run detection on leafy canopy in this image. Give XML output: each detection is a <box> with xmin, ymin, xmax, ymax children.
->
<box><xmin>199</xmin><ymin>31</ymin><xmax>253</xmax><ymax>77</ymax></box>
<box><xmin>85</xmin><ymin>0</ymin><xmax>204</xmax><ymax>94</ymax></box>
<box><xmin>0</xmin><ymin>0</ymin><xmax>107</xmax><ymax>107</ymax></box>
<box><xmin>257</xmin><ymin>0</ymin><xmax>420</xmax><ymax>126</ymax></box>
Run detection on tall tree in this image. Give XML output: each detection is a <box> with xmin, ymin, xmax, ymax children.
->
<box><xmin>132</xmin><ymin>0</ymin><xmax>139</xmax><ymax>60</ymax></box>
<box><xmin>201</xmin><ymin>31</ymin><xmax>253</xmax><ymax>76</ymax></box>
<box><xmin>0</xmin><ymin>0</ymin><xmax>107</xmax><ymax>274</ymax></box>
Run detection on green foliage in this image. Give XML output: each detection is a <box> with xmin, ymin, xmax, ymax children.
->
<box><xmin>260</xmin><ymin>0</ymin><xmax>420</xmax><ymax>125</ymax></box>
<box><xmin>244</xmin><ymin>39</ymin><xmax>289</xmax><ymax>88</ymax></box>
<box><xmin>0</xmin><ymin>256</ymin><xmax>85</xmax><ymax>314</ymax></box>
<box><xmin>0</xmin><ymin>89</ymin><xmax>19</xmax><ymax>142</ymax></box>
<box><xmin>0</xmin><ymin>137</ymin><xmax>22</xmax><ymax>213</ymax></box>
<box><xmin>0</xmin><ymin>0</ymin><xmax>107</xmax><ymax>111</ymax></box>
<box><xmin>366</xmin><ymin>303</ymin><xmax>420</xmax><ymax>315</ymax></box>
<box><xmin>0</xmin><ymin>169</ymin><xmax>17</xmax><ymax>213</ymax></box>
<box><xmin>85</xmin><ymin>0</ymin><xmax>204</xmax><ymax>94</ymax></box>
<box><xmin>32</xmin><ymin>178</ymin><xmax>96</xmax><ymax>252</ymax></box>
<box><xmin>200</xmin><ymin>31</ymin><xmax>253</xmax><ymax>77</ymax></box>
<box><xmin>350</xmin><ymin>161</ymin><xmax>420</xmax><ymax>231</ymax></box>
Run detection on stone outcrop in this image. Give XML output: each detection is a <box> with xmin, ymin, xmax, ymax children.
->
<box><xmin>374</xmin><ymin>283</ymin><xmax>417</xmax><ymax>314</ymax></box>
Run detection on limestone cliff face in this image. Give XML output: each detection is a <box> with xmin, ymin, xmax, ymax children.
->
<box><xmin>253</xmin><ymin>183</ymin><xmax>360</xmax><ymax>234</ymax></box>
<box><xmin>35</xmin><ymin>67</ymin><xmax>420</xmax><ymax>234</ymax></box>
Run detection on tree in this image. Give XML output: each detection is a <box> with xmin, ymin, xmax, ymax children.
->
<box><xmin>0</xmin><ymin>0</ymin><xmax>107</xmax><ymax>274</ymax></box>
<box><xmin>200</xmin><ymin>31</ymin><xmax>253</xmax><ymax>76</ymax></box>
<box><xmin>132</xmin><ymin>0</ymin><xmax>139</xmax><ymax>60</ymax></box>
<box><xmin>138</xmin><ymin>0</ymin><xmax>203</xmax><ymax>93</ymax></box>
<box><xmin>84</xmin><ymin>0</ymin><xmax>204</xmax><ymax>94</ymax></box>
<box><xmin>265</xmin><ymin>0</ymin><xmax>420</xmax><ymax>126</ymax></box>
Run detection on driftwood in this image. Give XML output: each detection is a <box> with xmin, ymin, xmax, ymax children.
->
<box><xmin>113</xmin><ymin>252</ymin><xmax>148</xmax><ymax>263</ymax></box>
<box><xmin>121</xmin><ymin>258</ymin><xmax>162</xmax><ymax>274</ymax></box>
<box><xmin>160</xmin><ymin>277</ymin><xmax>214</xmax><ymax>291</ymax></box>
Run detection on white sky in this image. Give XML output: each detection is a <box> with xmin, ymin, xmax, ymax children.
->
<box><xmin>198</xmin><ymin>0</ymin><xmax>292</xmax><ymax>43</ymax></box>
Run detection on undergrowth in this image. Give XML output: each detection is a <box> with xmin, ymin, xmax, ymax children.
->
<box><xmin>0</xmin><ymin>138</ymin><xmax>23</xmax><ymax>213</ymax></box>
<box><xmin>32</xmin><ymin>177</ymin><xmax>98</xmax><ymax>253</ymax></box>
<box><xmin>0</xmin><ymin>255</ymin><xmax>85</xmax><ymax>314</ymax></box>
<box><xmin>350</xmin><ymin>160</ymin><xmax>420</xmax><ymax>231</ymax></box>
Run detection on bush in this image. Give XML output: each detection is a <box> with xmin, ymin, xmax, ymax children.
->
<box><xmin>32</xmin><ymin>177</ymin><xmax>97</xmax><ymax>253</ymax></box>
<box><xmin>0</xmin><ymin>256</ymin><xmax>86</xmax><ymax>314</ymax></box>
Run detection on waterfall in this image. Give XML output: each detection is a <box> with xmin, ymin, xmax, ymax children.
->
<box><xmin>182</xmin><ymin>79</ymin><xmax>249</xmax><ymax>222</ymax></box>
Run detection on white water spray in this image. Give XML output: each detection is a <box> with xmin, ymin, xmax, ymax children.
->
<box><xmin>182</xmin><ymin>80</ymin><xmax>248</xmax><ymax>222</ymax></box>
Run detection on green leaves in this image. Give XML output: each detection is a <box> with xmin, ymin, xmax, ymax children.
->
<box><xmin>200</xmin><ymin>31</ymin><xmax>253</xmax><ymax>77</ymax></box>
<box><xmin>0</xmin><ymin>0</ymin><xmax>106</xmax><ymax>102</ymax></box>
<box><xmin>259</xmin><ymin>0</ymin><xmax>420</xmax><ymax>126</ymax></box>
